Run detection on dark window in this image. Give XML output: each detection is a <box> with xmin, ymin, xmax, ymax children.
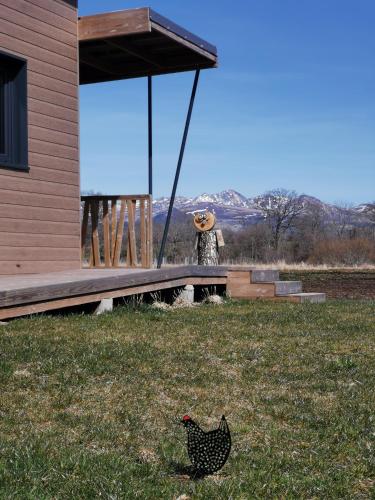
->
<box><xmin>0</xmin><ymin>71</ymin><xmax>5</xmax><ymax>155</ymax></box>
<box><xmin>0</xmin><ymin>51</ymin><xmax>28</xmax><ymax>170</ymax></box>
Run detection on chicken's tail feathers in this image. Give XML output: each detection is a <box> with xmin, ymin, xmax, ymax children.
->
<box><xmin>219</xmin><ymin>415</ymin><xmax>230</xmax><ymax>434</ymax></box>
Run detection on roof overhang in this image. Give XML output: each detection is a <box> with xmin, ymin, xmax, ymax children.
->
<box><xmin>78</xmin><ymin>8</ymin><xmax>218</xmax><ymax>85</ymax></box>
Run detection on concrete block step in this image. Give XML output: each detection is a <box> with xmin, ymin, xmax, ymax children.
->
<box><xmin>288</xmin><ymin>293</ymin><xmax>326</xmax><ymax>303</ymax></box>
<box><xmin>274</xmin><ymin>281</ymin><xmax>302</xmax><ymax>296</ymax></box>
<box><xmin>251</xmin><ymin>269</ymin><xmax>280</xmax><ymax>283</ymax></box>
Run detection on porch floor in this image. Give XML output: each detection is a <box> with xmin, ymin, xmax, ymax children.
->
<box><xmin>0</xmin><ymin>265</ymin><xmax>326</xmax><ymax>320</ymax></box>
<box><xmin>0</xmin><ymin>266</ymin><xmax>228</xmax><ymax>320</ymax></box>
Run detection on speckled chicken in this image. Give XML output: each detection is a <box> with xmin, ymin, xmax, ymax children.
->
<box><xmin>181</xmin><ymin>415</ymin><xmax>231</xmax><ymax>475</ymax></box>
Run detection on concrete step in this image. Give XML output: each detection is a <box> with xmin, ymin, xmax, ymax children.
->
<box><xmin>288</xmin><ymin>292</ymin><xmax>326</xmax><ymax>303</ymax></box>
<box><xmin>251</xmin><ymin>269</ymin><xmax>280</xmax><ymax>283</ymax></box>
<box><xmin>274</xmin><ymin>281</ymin><xmax>302</xmax><ymax>296</ymax></box>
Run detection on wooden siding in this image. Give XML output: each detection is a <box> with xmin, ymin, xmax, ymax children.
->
<box><xmin>0</xmin><ymin>0</ymin><xmax>80</xmax><ymax>275</ymax></box>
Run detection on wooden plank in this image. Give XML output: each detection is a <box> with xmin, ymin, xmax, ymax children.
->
<box><xmin>0</xmin><ymin>1</ymin><xmax>77</xmax><ymax>47</ymax></box>
<box><xmin>0</xmin><ymin>165</ymin><xmax>79</xmax><ymax>186</ymax></box>
<box><xmin>82</xmin><ymin>195</ymin><xmax>151</xmax><ymax>201</ymax></box>
<box><xmin>0</xmin><ymin>190</ymin><xmax>79</xmax><ymax>211</ymax></box>
<box><xmin>90</xmin><ymin>200</ymin><xmax>101</xmax><ymax>267</ymax></box>
<box><xmin>80</xmin><ymin>54</ymin><xmax>123</xmax><ymax>78</ymax></box>
<box><xmin>79</xmin><ymin>61</ymin><xmax>215</xmax><ymax>86</ymax></box>
<box><xmin>29</xmin><ymin>139</ymin><xmax>78</xmax><ymax>161</ymax></box>
<box><xmin>0</xmin><ymin>260</ymin><xmax>80</xmax><ymax>277</ymax></box>
<box><xmin>81</xmin><ymin>200</ymin><xmax>89</xmax><ymax>261</ymax></box>
<box><xmin>113</xmin><ymin>201</ymin><xmax>126</xmax><ymax>266</ymax></box>
<box><xmin>27</xmin><ymin>0</ymin><xmax>77</xmax><ymax>23</ymax></box>
<box><xmin>190</xmin><ymin>266</ymin><xmax>229</xmax><ymax>278</ymax></box>
<box><xmin>146</xmin><ymin>197</ymin><xmax>153</xmax><ymax>268</ymax></box>
<box><xmin>0</xmin><ymin>233</ymin><xmax>79</xmax><ymax>249</ymax></box>
<box><xmin>78</xmin><ymin>9</ymin><xmax>150</xmax><ymax>42</ymax></box>
<box><xmin>27</xmin><ymin>58</ymin><xmax>77</xmax><ymax>86</ymax></box>
<box><xmin>0</xmin><ymin>204</ymin><xmax>79</xmax><ymax>223</ymax></box>
<box><xmin>29</xmin><ymin>126</ymin><xmax>78</xmax><ymax>148</ymax></box>
<box><xmin>0</xmin><ymin>247</ymin><xmax>79</xmax><ymax>261</ymax></box>
<box><xmin>106</xmin><ymin>38</ymin><xmax>163</xmax><ymax>69</ymax></box>
<box><xmin>0</xmin><ymin>278</ymin><xmax>190</xmax><ymax>320</ymax></box>
<box><xmin>227</xmin><ymin>271</ymin><xmax>251</xmax><ymax>284</ymax></box>
<box><xmin>126</xmin><ymin>200</ymin><xmax>138</xmax><ymax>267</ymax></box>
<box><xmin>0</xmin><ymin>271</ymin><xmax>232</xmax><ymax>316</ymax></box>
<box><xmin>140</xmin><ymin>199</ymin><xmax>147</xmax><ymax>268</ymax></box>
<box><xmin>29</xmin><ymin>99</ymin><xmax>78</xmax><ymax>124</ymax></box>
<box><xmin>185</xmin><ymin>277</ymin><xmax>227</xmax><ymax>286</ymax></box>
<box><xmin>111</xmin><ymin>199</ymin><xmax>117</xmax><ymax>264</ymax></box>
<box><xmin>0</xmin><ymin>15</ymin><xmax>76</xmax><ymax>60</ymax></box>
<box><xmin>0</xmin><ymin>176</ymin><xmax>79</xmax><ymax>198</ymax></box>
<box><xmin>103</xmin><ymin>200</ymin><xmax>111</xmax><ymax>268</ymax></box>
<box><xmin>29</xmin><ymin>85</ymin><xmax>78</xmax><ymax>111</ymax></box>
<box><xmin>0</xmin><ymin>0</ymin><xmax>77</xmax><ymax>35</ymax></box>
<box><xmin>29</xmin><ymin>71</ymin><xmax>77</xmax><ymax>99</ymax></box>
<box><xmin>0</xmin><ymin>266</ymin><xmax>226</xmax><ymax>307</ymax></box>
<box><xmin>226</xmin><ymin>269</ymin><xmax>276</xmax><ymax>299</ymax></box>
<box><xmin>29</xmin><ymin>152</ymin><xmax>79</xmax><ymax>173</ymax></box>
<box><xmin>0</xmin><ymin>37</ymin><xmax>76</xmax><ymax>86</ymax></box>
<box><xmin>0</xmin><ymin>219</ymin><xmax>80</xmax><ymax>237</ymax></box>
<box><xmin>0</xmin><ymin>33</ymin><xmax>76</xmax><ymax>73</ymax></box>
<box><xmin>29</xmin><ymin>112</ymin><xmax>78</xmax><ymax>136</ymax></box>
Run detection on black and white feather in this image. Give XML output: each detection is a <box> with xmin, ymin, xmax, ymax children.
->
<box><xmin>182</xmin><ymin>415</ymin><xmax>231</xmax><ymax>475</ymax></box>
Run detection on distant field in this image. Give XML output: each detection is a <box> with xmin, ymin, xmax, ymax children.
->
<box><xmin>281</xmin><ymin>270</ymin><xmax>375</xmax><ymax>300</ymax></box>
<box><xmin>1</xmin><ymin>300</ymin><xmax>375</xmax><ymax>498</ymax></box>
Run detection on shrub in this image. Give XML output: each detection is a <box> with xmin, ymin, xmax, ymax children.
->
<box><xmin>309</xmin><ymin>238</ymin><xmax>375</xmax><ymax>266</ymax></box>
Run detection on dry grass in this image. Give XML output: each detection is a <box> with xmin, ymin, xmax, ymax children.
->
<box><xmin>221</xmin><ymin>260</ymin><xmax>375</xmax><ymax>271</ymax></box>
<box><xmin>0</xmin><ymin>300</ymin><xmax>374</xmax><ymax>498</ymax></box>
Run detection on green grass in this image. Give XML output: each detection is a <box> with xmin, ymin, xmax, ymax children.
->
<box><xmin>0</xmin><ymin>300</ymin><xmax>375</xmax><ymax>499</ymax></box>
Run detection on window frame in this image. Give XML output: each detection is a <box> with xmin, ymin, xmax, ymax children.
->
<box><xmin>0</xmin><ymin>50</ymin><xmax>28</xmax><ymax>172</ymax></box>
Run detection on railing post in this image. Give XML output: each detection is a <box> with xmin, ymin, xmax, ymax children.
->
<box><xmin>81</xmin><ymin>199</ymin><xmax>89</xmax><ymax>263</ymax></box>
<box><xmin>81</xmin><ymin>195</ymin><xmax>153</xmax><ymax>269</ymax></box>
<box><xmin>147</xmin><ymin>195</ymin><xmax>153</xmax><ymax>268</ymax></box>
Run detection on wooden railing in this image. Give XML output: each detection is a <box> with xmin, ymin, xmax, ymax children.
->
<box><xmin>81</xmin><ymin>195</ymin><xmax>153</xmax><ymax>269</ymax></box>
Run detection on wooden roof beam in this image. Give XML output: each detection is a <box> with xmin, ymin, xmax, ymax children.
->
<box><xmin>78</xmin><ymin>8</ymin><xmax>151</xmax><ymax>42</ymax></box>
<box><xmin>80</xmin><ymin>54</ymin><xmax>123</xmax><ymax>76</ymax></box>
<box><xmin>105</xmin><ymin>39</ymin><xmax>164</xmax><ymax>69</ymax></box>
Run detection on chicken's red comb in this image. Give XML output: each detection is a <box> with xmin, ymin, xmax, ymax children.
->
<box><xmin>182</xmin><ymin>415</ymin><xmax>191</xmax><ymax>421</ymax></box>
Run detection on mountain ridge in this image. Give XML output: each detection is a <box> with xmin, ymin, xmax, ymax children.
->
<box><xmin>152</xmin><ymin>189</ymin><xmax>374</xmax><ymax>229</ymax></box>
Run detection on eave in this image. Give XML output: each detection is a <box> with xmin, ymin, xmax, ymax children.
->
<box><xmin>78</xmin><ymin>8</ymin><xmax>218</xmax><ymax>84</ymax></box>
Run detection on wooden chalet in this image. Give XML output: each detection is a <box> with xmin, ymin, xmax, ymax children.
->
<box><xmin>0</xmin><ymin>0</ymin><xmax>325</xmax><ymax>319</ymax></box>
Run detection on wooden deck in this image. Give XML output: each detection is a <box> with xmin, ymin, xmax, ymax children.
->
<box><xmin>0</xmin><ymin>266</ymin><xmax>228</xmax><ymax>320</ymax></box>
<box><xmin>0</xmin><ymin>266</ymin><xmax>326</xmax><ymax>320</ymax></box>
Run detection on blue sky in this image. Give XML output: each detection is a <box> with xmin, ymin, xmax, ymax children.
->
<box><xmin>79</xmin><ymin>0</ymin><xmax>375</xmax><ymax>204</ymax></box>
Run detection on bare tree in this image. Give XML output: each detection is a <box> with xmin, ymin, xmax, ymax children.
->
<box><xmin>254</xmin><ymin>188</ymin><xmax>304</xmax><ymax>250</ymax></box>
<box><xmin>365</xmin><ymin>202</ymin><xmax>375</xmax><ymax>223</ymax></box>
<box><xmin>333</xmin><ymin>202</ymin><xmax>354</xmax><ymax>239</ymax></box>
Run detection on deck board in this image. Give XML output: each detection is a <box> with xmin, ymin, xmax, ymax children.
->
<box><xmin>0</xmin><ymin>266</ymin><xmax>228</xmax><ymax>310</ymax></box>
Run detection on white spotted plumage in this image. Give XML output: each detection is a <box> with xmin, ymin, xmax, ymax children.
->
<box><xmin>182</xmin><ymin>415</ymin><xmax>231</xmax><ymax>474</ymax></box>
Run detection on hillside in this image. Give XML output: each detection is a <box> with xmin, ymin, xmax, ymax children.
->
<box><xmin>152</xmin><ymin>189</ymin><xmax>374</xmax><ymax>229</ymax></box>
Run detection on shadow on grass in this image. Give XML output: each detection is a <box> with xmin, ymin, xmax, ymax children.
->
<box><xmin>168</xmin><ymin>461</ymin><xmax>207</xmax><ymax>480</ymax></box>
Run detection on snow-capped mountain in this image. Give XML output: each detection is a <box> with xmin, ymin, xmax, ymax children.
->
<box><xmin>152</xmin><ymin>190</ymin><xmax>261</xmax><ymax>227</ymax></box>
<box><xmin>152</xmin><ymin>189</ymin><xmax>373</xmax><ymax>229</ymax></box>
<box><xmin>192</xmin><ymin>190</ymin><xmax>252</xmax><ymax>208</ymax></box>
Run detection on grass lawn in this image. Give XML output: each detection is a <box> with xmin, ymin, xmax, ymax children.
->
<box><xmin>1</xmin><ymin>300</ymin><xmax>375</xmax><ymax>499</ymax></box>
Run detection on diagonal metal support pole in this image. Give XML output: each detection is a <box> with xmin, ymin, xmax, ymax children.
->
<box><xmin>157</xmin><ymin>70</ymin><xmax>200</xmax><ymax>268</ymax></box>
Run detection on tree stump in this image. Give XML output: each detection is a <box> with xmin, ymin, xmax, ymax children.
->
<box><xmin>197</xmin><ymin>231</ymin><xmax>219</xmax><ymax>265</ymax></box>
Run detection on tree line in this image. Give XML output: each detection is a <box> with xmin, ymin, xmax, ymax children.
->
<box><xmin>154</xmin><ymin>189</ymin><xmax>375</xmax><ymax>266</ymax></box>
